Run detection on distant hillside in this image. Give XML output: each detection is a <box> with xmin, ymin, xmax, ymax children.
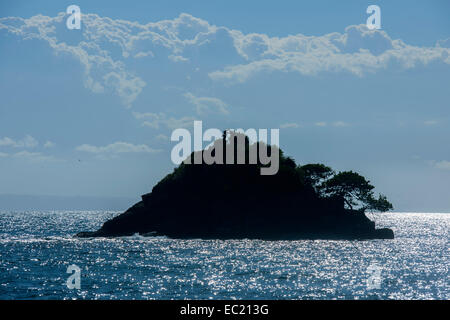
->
<box><xmin>0</xmin><ymin>194</ymin><xmax>137</xmax><ymax>211</ymax></box>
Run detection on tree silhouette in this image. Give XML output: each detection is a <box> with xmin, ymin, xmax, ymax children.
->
<box><xmin>299</xmin><ymin>163</ymin><xmax>334</xmax><ymax>196</ymax></box>
<box><xmin>323</xmin><ymin>171</ymin><xmax>393</xmax><ymax>212</ymax></box>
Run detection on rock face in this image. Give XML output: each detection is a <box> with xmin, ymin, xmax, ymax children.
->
<box><xmin>76</xmin><ymin>137</ymin><xmax>394</xmax><ymax>240</ymax></box>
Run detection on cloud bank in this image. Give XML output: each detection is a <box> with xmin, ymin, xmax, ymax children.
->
<box><xmin>0</xmin><ymin>135</ymin><xmax>39</xmax><ymax>148</ymax></box>
<box><xmin>1</xmin><ymin>13</ymin><xmax>449</xmax><ymax>107</ymax></box>
<box><xmin>76</xmin><ymin>141</ymin><xmax>161</xmax><ymax>154</ymax></box>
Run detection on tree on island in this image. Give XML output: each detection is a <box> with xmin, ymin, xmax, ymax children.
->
<box><xmin>300</xmin><ymin>169</ymin><xmax>393</xmax><ymax>213</ymax></box>
<box><xmin>298</xmin><ymin>163</ymin><xmax>334</xmax><ymax>196</ymax></box>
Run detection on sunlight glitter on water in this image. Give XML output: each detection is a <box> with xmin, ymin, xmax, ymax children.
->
<box><xmin>0</xmin><ymin>211</ymin><xmax>448</xmax><ymax>299</ymax></box>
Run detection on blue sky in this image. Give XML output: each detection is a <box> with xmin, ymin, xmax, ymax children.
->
<box><xmin>0</xmin><ymin>0</ymin><xmax>449</xmax><ymax>211</ymax></box>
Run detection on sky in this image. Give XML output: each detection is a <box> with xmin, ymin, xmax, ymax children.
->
<box><xmin>0</xmin><ymin>0</ymin><xmax>449</xmax><ymax>211</ymax></box>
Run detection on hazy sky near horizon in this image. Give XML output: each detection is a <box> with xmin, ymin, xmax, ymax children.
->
<box><xmin>0</xmin><ymin>0</ymin><xmax>449</xmax><ymax>211</ymax></box>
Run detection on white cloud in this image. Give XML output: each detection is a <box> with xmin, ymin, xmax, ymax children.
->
<box><xmin>103</xmin><ymin>72</ymin><xmax>146</xmax><ymax>108</ymax></box>
<box><xmin>0</xmin><ymin>135</ymin><xmax>38</xmax><ymax>148</ymax></box>
<box><xmin>333</xmin><ymin>121</ymin><xmax>349</xmax><ymax>127</ymax></box>
<box><xmin>0</xmin><ymin>13</ymin><xmax>146</xmax><ymax>108</ymax></box>
<box><xmin>0</xmin><ymin>152</ymin><xmax>8</xmax><ymax>157</ymax></box>
<box><xmin>313</xmin><ymin>121</ymin><xmax>348</xmax><ymax>127</ymax></box>
<box><xmin>434</xmin><ymin>160</ymin><xmax>450</xmax><ymax>170</ymax></box>
<box><xmin>209</xmin><ymin>24</ymin><xmax>450</xmax><ymax>83</ymax></box>
<box><xmin>168</xmin><ymin>54</ymin><xmax>189</xmax><ymax>62</ymax></box>
<box><xmin>163</xmin><ymin>117</ymin><xmax>196</xmax><ymax>130</ymax></box>
<box><xmin>133</xmin><ymin>111</ymin><xmax>196</xmax><ymax>129</ymax></box>
<box><xmin>134</xmin><ymin>51</ymin><xmax>154</xmax><ymax>58</ymax></box>
<box><xmin>436</xmin><ymin>38</ymin><xmax>450</xmax><ymax>48</ymax></box>
<box><xmin>184</xmin><ymin>92</ymin><xmax>229</xmax><ymax>115</ymax></box>
<box><xmin>424</xmin><ymin>120</ymin><xmax>438</xmax><ymax>126</ymax></box>
<box><xmin>280</xmin><ymin>123</ymin><xmax>299</xmax><ymax>129</ymax></box>
<box><xmin>76</xmin><ymin>142</ymin><xmax>161</xmax><ymax>154</ymax></box>
<box><xmin>0</xmin><ymin>137</ymin><xmax>16</xmax><ymax>147</ymax></box>
<box><xmin>133</xmin><ymin>112</ymin><xmax>164</xmax><ymax>129</ymax></box>
<box><xmin>1</xmin><ymin>12</ymin><xmax>449</xmax><ymax>104</ymax></box>
<box><xmin>155</xmin><ymin>134</ymin><xmax>169</xmax><ymax>141</ymax></box>
<box><xmin>13</xmin><ymin>151</ymin><xmax>58</xmax><ymax>162</ymax></box>
<box><xmin>132</xmin><ymin>111</ymin><xmax>162</xmax><ymax>120</ymax></box>
<box><xmin>44</xmin><ymin>141</ymin><xmax>55</xmax><ymax>148</ymax></box>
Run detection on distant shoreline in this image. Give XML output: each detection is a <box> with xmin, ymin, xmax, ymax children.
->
<box><xmin>0</xmin><ymin>194</ymin><xmax>137</xmax><ymax>211</ymax></box>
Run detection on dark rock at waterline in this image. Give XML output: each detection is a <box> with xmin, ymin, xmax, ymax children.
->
<box><xmin>76</xmin><ymin>134</ymin><xmax>394</xmax><ymax>240</ymax></box>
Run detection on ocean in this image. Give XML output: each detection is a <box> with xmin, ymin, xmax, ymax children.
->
<box><xmin>0</xmin><ymin>211</ymin><xmax>448</xmax><ymax>300</ymax></box>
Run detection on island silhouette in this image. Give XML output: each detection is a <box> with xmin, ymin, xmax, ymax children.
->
<box><xmin>76</xmin><ymin>131</ymin><xmax>394</xmax><ymax>240</ymax></box>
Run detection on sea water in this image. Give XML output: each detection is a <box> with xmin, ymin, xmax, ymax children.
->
<box><xmin>0</xmin><ymin>211</ymin><xmax>448</xmax><ymax>299</ymax></box>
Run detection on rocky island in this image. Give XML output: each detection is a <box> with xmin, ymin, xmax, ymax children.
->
<box><xmin>76</xmin><ymin>132</ymin><xmax>394</xmax><ymax>240</ymax></box>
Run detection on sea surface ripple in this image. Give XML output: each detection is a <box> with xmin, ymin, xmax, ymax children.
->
<box><xmin>0</xmin><ymin>211</ymin><xmax>448</xmax><ymax>299</ymax></box>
